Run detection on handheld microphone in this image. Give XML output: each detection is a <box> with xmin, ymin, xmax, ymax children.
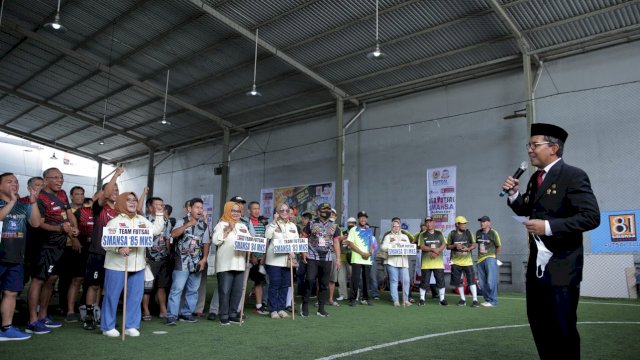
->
<box><xmin>499</xmin><ymin>161</ymin><xmax>528</xmax><ymax>197</ymax></box>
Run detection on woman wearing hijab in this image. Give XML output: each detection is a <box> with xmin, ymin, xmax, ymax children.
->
<box><xmin>381</xmin><ymin>219</ymin><xmax>412</xmax><ymax>306</ymax></box>
<box><xmin>213</xmin><ymin>201</ymin><xmax>249</xmax><ymax>325</ymax></box>
<box><xmin>101</xmin><ymin>192</ymin><xmax>166</xmax><ymax>337</ymax></box>
<box><xmin>264</xmin><ymin>203</ymin><xmax>298</xmax><ymax>319</ymax></box>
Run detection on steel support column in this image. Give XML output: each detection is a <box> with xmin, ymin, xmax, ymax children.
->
<box><xmin>335</xmin><ymin>97</ymin><xmax>344</xmax><ymax>222</ymax></box>
<box><xmin>147</xmin><ymin>149</ymin><xmax>155</xmax><ymax>198</ymax></box>
<box><xmin>219</xmin><ymin>127</ymin><xmax>230</xmax><ymax>214</ymax></box>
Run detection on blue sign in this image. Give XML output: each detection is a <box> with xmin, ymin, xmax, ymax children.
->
<box><xmin>590</xmin><ymin>209</ymin><xmax>640</xmax><ymax>253</ymax></box>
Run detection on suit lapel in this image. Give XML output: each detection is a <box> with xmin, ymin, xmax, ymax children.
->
<box><xmin>534</xmin><ymin>159</ymin><xmax>563</xmax><ymax>203</ymax></box>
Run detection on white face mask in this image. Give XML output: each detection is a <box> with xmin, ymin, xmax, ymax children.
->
<box><xmin>533</xmin><ymin>235</ymin><xmax>553</xmax><ymax>278</ymax></box>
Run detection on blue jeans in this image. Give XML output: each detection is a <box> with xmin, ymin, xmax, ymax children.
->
<box><xmin>386</xmin><ymin>265</ymin><xmax>410</xmax><ymax>303</ymax></box>
<box><xmin>266</xmin><ymin>265</ymin><xmax>290</xmax><ymax>312</ymax></box>
<box><xmin>101</xmin><ymin>269</ymin><xmax>143</xmax><ymax>331</ymax></box>
<box><xmin>168</xmin><ymin>270</ymin><xmax>202</xmax><ymax>318</ymax></box>
<box><xmin>477</xmin><ymin>257</ymin><xmax>498</xmax><ymax>305</ymax></box>
<box><xmin>217</xmin><ymin>271</ymin><xmax>244</xmax><ymax>321</ymax></box>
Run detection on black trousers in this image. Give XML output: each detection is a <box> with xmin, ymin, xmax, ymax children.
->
<box><xmin>526</xmin><ymin>279</ymin><xmax>580</xmax><ymax>360</ymax></box>
<box><xmin>350</xmin><ymin>264</ymin><xmax>371</xmax><ymax>301</ymax></box>
<box><xmin>303</xmin><ymin>259</ymin><xmax>331</xmax><ymax>310</ymax></box>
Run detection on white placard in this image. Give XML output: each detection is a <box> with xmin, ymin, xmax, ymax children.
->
<box><xmin>273</xmin><ymin>237</ymin><xmax>308</xmax><ymax>253</ymax></box>
<box><xmin>0</xmin><ymin>220</ymin><xmax>3</xmax><ymax>244</ymax></box>
<box><xmin>234</xmin><ymin>235</ymin><xmax>267</xmax><ymax>253</ymax></box>
<box><xmin>101</xmin><ymin>227</ymin><xmax>153</xmax><ymax>247</ymax></box>
<box><xmin>388</xmin><ymin>243</ymin><xmax>417</xmax><ymax>256</ymax></box>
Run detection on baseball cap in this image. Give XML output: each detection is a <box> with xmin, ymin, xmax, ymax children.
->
<box><xmin>346</xmin><ymin>217</ymin><xmax>357</xmax><ymax>223</ymax></box>
<box><xmin>424</xmin><ymin>216</ymin><xmax>434</xmax><ymax>221</ymax></box>
<box><xmin>454</xmin><ymin>215</ymin><xmax>468</xmax><ymax>224</ymax></box>
<box><xmin>357</xmin><ymin>211</ymin><xmax>368</xmax><ymax>218</ymax></box>
<box><xmin>478</xmin><ymin>216</ymin><xmax>491</xmax><ymax>222</ymax></box>
<box><xmin>331</xmin><ymin>208</ymin><xmax>337</xmax><ymax>214</ymax></box>
<box><xmin>318</xmin><ymin>203</ymin><xmax>331</xmax><ymax>210</ymax></box>
<box><xmin>229</xmin><ymin>196</ymin><xmax>246</xmax><ymax>204</ymax></box>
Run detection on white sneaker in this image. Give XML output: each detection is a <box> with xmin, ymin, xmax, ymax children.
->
<box><xmin>124</xmin><ymin>328</ymin><xmax>140</xmax><ymax>337</ymax></box>
<box><xmin>271</xmin><ymin>311</ymin><xmax>280</xmax><ymax>319</ymax></box>
<box><xmin>102</xmin><ymin>329</ymin><xmax>120</xmax><ymax>337</ymax></box>
<box><xmin>278</xmin><ymin>310</ymin><xmax>289</xmax><ymax>319</ymax></box>
<box><xmin>335</xmin><ymin>296</ymin><xmax>345</xmax><ymax>301</ymax></box>
<box><xmin>480</xmin><ymin>302</ymin><xmax>494</xmax><ymax>307</ymax></box>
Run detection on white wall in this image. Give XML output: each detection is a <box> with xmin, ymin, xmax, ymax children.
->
<box><xmin>120</xmin><ymin>41</ymin><xmax>640</xmax><ymax>292</ymax></box>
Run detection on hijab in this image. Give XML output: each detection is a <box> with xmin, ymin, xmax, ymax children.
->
<box><xmin>115</xmin><ymin>192</ymin><xmax>137</xmax><ymax>219</ymax></box>
<box><xmin>220</xmin><ymin>201</ymin><xmax>241</xmax><ymax>228</ymax></box>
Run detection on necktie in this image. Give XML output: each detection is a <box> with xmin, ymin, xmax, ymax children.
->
<box><xmin>536</xmin><ymin>170</ymin><xmax>545</xmax><ymax>188</ymax></box>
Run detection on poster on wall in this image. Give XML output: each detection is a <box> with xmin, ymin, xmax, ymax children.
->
<box><xmin>260</xmin><ymin>180</ymin><xmax>348</xmax><ymax>224</ymax></box>
<box><xmin>590</xmin><ymin>209</ymin><xmax>640</xmax><ymax>253</ymax></box>
<box><xmin>426</xmin><ymin>165</ymin><xmax>457</xmax><ymax>272</ymax></box>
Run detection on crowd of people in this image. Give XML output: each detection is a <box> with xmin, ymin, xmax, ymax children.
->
<box><xmin>0</xmin><ymin>122</ymin><xmax>601</xmax><ymax>360</ymax></box>
<box><xmin>0</xmin><ymin>165</ymin><xmax>504</xmax><ymax>341</ymax></box>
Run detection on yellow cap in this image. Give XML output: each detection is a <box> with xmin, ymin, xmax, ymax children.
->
<box><xmin>455</xmin><ymin>216</ymin><xmax>468</xmax><ymax>224</ymax></box>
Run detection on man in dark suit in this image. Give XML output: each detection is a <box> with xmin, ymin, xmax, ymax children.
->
<box><xmin>502</xmin><ymin>123</ymin><xmax>600</xmax><ymax>360</ymax></box>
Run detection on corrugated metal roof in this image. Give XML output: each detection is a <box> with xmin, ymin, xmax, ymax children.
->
<box><xmin>0</xmin><ymin>0</ymin><xmax>638</xmax><ymax>162</ymax></box>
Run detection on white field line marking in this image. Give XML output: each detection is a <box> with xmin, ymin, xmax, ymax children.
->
<box><xmin>500</xmin><ymin>296</ymin><xmax>640</xmax><ymax>307</ymax></box>
<box><xmin>316</xmin><ymin>322</ymin><xmax>640</xmax><ymax>360</ymax></box>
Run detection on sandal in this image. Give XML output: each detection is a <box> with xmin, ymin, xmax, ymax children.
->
<box><xmin>142</xmin><ymin>314</ymin><xmax>152</xmax><ymax>321</ymax></box>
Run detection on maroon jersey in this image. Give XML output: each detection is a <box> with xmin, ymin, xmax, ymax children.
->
<box><xmin>37</xmin><ymin>190</ymin><xmax>70</xmax><ymax>225</ymax></box>
<box><xmin>74</xmin><ymin>207</ymin><xmax>95</xmax><ymax>245</ymax></box>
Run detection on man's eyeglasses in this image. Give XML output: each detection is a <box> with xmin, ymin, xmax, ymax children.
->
<box><xmin>525</xmin><ymin>141</ymin><xmax>551</xmax><ymax>150</ymax></box>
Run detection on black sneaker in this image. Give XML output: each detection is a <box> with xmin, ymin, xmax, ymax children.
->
<box><xmin>254</xmin><ymin>307</ymin><xmax>270</xmax><ymax>316</ymax></box>
<box><xmin>300</xmin><ymin>303</ymin><xmax>309</xmax><ymax>317</ymax></box>
<box><xmin>166</xmin><ymin>316</ymin><xmax>177</xmax><ymax>326</ymax></box>
<box><xmin>440</xmin><ymin>299</ymin><xmax>448</xmax><ymax>306</ymax></box>
<box><xmin>285</xmin><ymin>306</ymin><xmax>292</xmax><ymax>313</ymax></box>
<box><xmin>349</xmin><ymin>300</ymin><xmax>356</xmax><ymax>307</ymax></box>
<box><xmin>83</xmin><ymin>315</ymin><xmax>95</xmax><ymax>331</ymax></box>
<box><xmin>180</xmin><ymin>315</ymin><xmax>198</xmax><ymax>323</ymax></box>
<box><xmin>220</xmin><ymin>320</ymin><xmax>230</xmax><ymax>326</ymax></box>
<box><xmin>457</xmin><ymin>299</ymin><xmax>466</xmax><ymax>306</ymax></box>
<box><xmin>419</xmin><ymin>299</ymin><xmax>425</xmax><ymax>306</ymax></box>
<box><xmin>316</xmin><ymin>309</ymin><xmax>329</xmax><ymax>317</ymax></box>
<box><xmin>471</xmin><ymin>300</ymin><xmax>480</xmax><ymax>308</ymax></box>
<box><xmin>229</xmin><ymin>316</ymin><xmax>244</xmax><ymax>324</ymax></box>
<box><xmin>207</xmin><ymin>313</ymin><xmax>217</xmax><ymax>321</ymax></box>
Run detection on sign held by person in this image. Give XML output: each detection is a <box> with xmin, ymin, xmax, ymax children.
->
<box><xmin>273</xmin><ymin>237</ymin><xmax>308</xmax><ymax>253</ymax></box>
<box><xmin>388</xmin><ymin>243</ymin><xmax>417</xmax><ymax>256</ymax></box>
<box><xmin>101</xmin><ymin>227</ymin><xmax>154</xmax><ymax>247</ymax></box>
<box><xmin>234</xmin><ymin>235</ymin><xmax>267</xmax><ymax>253</ymax></box>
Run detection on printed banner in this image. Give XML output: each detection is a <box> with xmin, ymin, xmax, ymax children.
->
<box><xmin>426</xmin><ymin>165</ymin><xmax>457</xmax><ymax>272</ymax></box>
<box><xmin>234</xmin><ymin>235</ymin><xmax>267</xmax><ymax>253</ymax></box>
<box><xmin>590</xmin><ymin>209</ymin><xmax>640</xmax><ymax>253</ymax></box>
<box><xmin>260</xmin><ymin>180</ymin><xmax>348</xmax><ymax>224</ymax></box>
<box><xmin>101</xmin><ymin>227</ymin><xmax>153</xmax><ymax>247</ymax></box>
<box><xmin>388</xmin><ymin>243</ymin><xmax>417</xmax><ymax>256</ymax></box>
<box><xmin>272</xmin><ymin>237</ymin><xmax>309</xmax><ymax>253</ymax></box>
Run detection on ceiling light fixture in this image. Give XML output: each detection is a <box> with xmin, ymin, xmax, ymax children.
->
<box><xmin>246</xmin><ymin>28</ymin><xmax>262</xmax><ymax>97</ymax></box>
<box><xmin>50</xmin><ymin>152</ymin><xmax>58</xmax><ymax>160</ymax></box>
<box><xmin>98</xmin><ymin>139</ymin><xmax>105</xmax><ymax>145</ymax></box>
<box><xmin>161</xmin><ymin>69</ymin><xmax>170</xmax><ymax>125</ymax></box>
<box><xmin>367</xmin><ymin>0</ymin><xmax>386</xmax><ymax>60</ymax></box>
<box><xmin>43</xmin><ymin>0</ymin><xmax>66</xmax><ymax>33</ymax></box>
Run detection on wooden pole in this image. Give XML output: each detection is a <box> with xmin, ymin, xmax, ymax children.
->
<box><xmin>402</xmin><ymin>266</ymin><xmax>406</xmax><ymax>308</ymax></box>
<box><xmin>290</xmin><ymin>254</ymin><xmax>295</xmax><ymax>320</ymax></box>
<box><xmin>122</xmin><ymin>255</ymin><xmax>128</xmax><ymax>341</ymax></box>
<box><xmin>238</xmin><ymin>252</ymin><xmax>251</xmax><ymax>325</ymax></box>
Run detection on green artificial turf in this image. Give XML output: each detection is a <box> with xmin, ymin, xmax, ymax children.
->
<box><xmin>3</xmin><ymin>277</ymin><xmax>639</xmax><ymax>360</ymax></box>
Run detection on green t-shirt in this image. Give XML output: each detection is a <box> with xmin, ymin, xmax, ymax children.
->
<box><xmin>347</xmin><ymin>226</ymin><xmax>373</xmax><ymax>265</ymax></box>
<box><xmin>447</xmin><ymin>229</ymin><xmax>475</xmax><ymax>267</ymax></box>
<box><xmin>417</xmin><ymin>230</ymin><xmax>445</xmax><ymax>269</ymax></box>
<box><xmin>475</xmin><ymin>228</ymin><xmax>501</xmax><ymax>263</ymax></box>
